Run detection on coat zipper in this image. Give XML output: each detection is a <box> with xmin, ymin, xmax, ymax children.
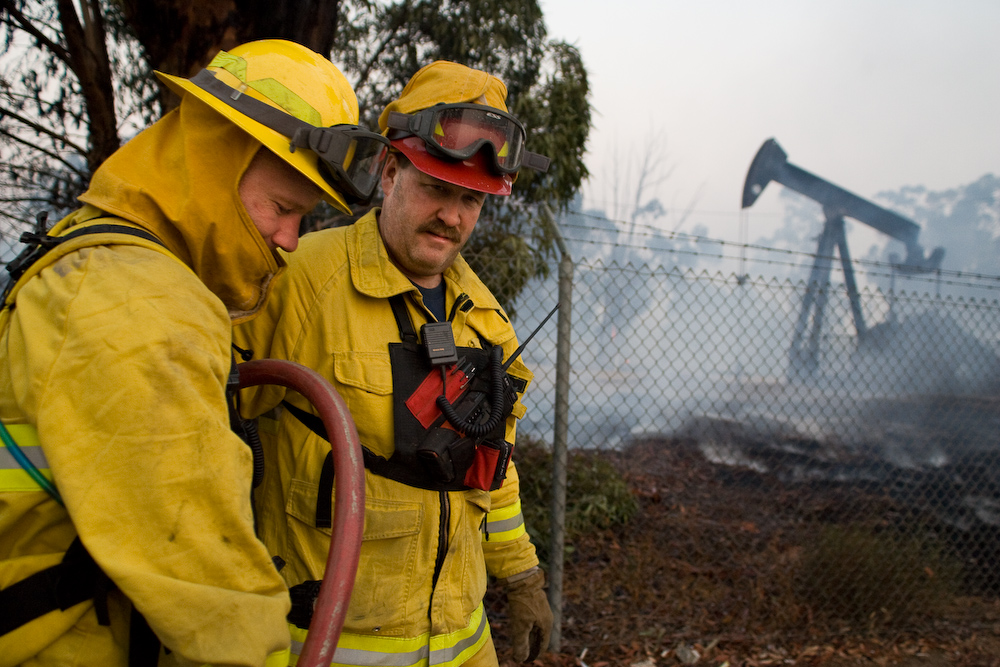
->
<box><xmin>428</xmin><ymin>490</ymin><xmax>450</xmax><ymax>619</ymax></box>
<box><xmin>427</xmin><ymin>294</ymin><xmax>466</xmax><ymax>620</ymax></box>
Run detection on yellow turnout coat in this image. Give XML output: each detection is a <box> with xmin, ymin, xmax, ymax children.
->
<box><xmin>0</xmin><ymin>96</ymin><xmax>291</xmax><ymax>666</ymax></box>
<box><xmin>234</xmin><ymin>211</ymin><xmax>540</xmax><ymax>666</ymax></box>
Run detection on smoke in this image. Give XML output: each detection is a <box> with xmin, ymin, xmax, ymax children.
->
<box><xmin>869</xmin><ymin>174</ymin><xmax>1000</xmax><ymax>300</ymax></box>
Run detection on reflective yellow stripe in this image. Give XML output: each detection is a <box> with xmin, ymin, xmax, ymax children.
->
<box><xmin>198</xmin><ymin>651</ymin><xmax>291</xmax><ymax>667</ymax></box>
<box><xmin>288</xmin><ymin>603</ymin><xmax>489</xmax><ymax>667</ymax></box>
<box><xmin>265</xmin><ymin>647</ymin><xmax>292</xmax><ymax>667</ymax></box>
<box><xmin>208</xmin><ymin>52</ymin><xmax>321</xmax><ymax>126</ymax></box>
<box><xmin>0</xmin><ymin>423</ymin><xmax>53</xmax><ymax>492</ymax></box>
<box><xmin>483</xmin><ymin>499</ymin><xmax>526</xmax><ymax>542</ymax></box>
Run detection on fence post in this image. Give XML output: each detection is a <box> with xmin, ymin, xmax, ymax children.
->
<box><xmin>544</xmin><ymin>205</ymin><xmax>573</xmax><ymax>652</ymax></box>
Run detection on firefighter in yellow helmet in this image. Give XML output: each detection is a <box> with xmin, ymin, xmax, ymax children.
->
<box><xmin>0</xmin><ymin>39</ymin><xmax>386</xmax><ymax>666</ymax></box>
<box><xmin>234</xmin><ymin>60</ymin><xmax>552</xmax><ymax>666</ymax></box>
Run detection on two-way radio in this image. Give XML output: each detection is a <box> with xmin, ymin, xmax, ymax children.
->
<box><xmin>403</xmin><ymin>303</ymin><xmax>559</xmax><ymax>489</ymax></box>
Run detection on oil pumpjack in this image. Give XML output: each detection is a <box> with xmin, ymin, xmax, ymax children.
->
<box><xmin>741</xmin><ymin>138</ymin><xmax>945</xmax><ymax>378</ymax></box>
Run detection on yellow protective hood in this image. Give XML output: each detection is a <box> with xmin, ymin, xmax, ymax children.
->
<box><xmin>377</xmin><ymin>60</ymin><xmax>509</xmax><ymax>131</ymax></box>
<box><xmin>78</xmin><ymin>95</ymin><xmax>283</xmax><ymax>323</ymax></box>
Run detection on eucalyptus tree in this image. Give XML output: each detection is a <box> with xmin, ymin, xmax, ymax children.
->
<box><xmin>0</xmin><ymin>0</ymin><xmax>590</xmax><ymax>307</ymax></box>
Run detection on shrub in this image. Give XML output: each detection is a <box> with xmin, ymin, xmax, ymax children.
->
<box><xmin>796</xmin><ymin>524</ymin><xmax>963</xmax><ymax>627</ymax></box>
<box><xmin>514</xmin><ymin>435</ymin><xmax>638</xmax><ymax>567</ymax></box>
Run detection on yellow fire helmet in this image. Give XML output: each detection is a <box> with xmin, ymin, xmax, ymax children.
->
<box><xmin>379</xmin><ymin>61</ymin><xmax>549</xmax><ymax>196</ymax></box>
<box><xmin>157</xmin><ymin>39</ymin><xmax>388</xmax><ymax>213</ymax></box>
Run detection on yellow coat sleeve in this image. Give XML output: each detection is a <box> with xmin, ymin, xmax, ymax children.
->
<box><xmin>482</xmin><ymin>350</ymin><xmax>540</xmax><ymax>580</ymax></box>
<box><xmin>6</xmin><ymin>246</ymin><xmax>290</xmax><ymax>665</ymax></box>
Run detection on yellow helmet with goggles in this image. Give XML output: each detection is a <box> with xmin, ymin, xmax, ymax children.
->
<box><xmin>378</xmin><ymin>61</ymin><xmax>549</xmax><ymax>196</ymax></box>
<box><xmin>156</xmin><ymin>39</ymin><xmax>388</xmax><ymax>213</ymax></box>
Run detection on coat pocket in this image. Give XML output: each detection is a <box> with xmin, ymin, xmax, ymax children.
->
<box><xmin>285</xmin><ymin>477</ymin><xmax>425</xmax><ymax>633</ymax></box>
<box><xmin>332</xmin><ymin>351</ymin><xmax>393</xmax><ymax>395</ymax></box>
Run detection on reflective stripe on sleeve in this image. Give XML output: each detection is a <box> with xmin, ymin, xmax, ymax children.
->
<box><xmin>0</xmin><ymin>423</ymin><xmax>53</xmax><ymax>492</ymax></box>
<box><xmin>483</xmin><ymin>498</ymin><xmax>526</xmax><ymax>543</ymax></box>
<box><xmin>264</xmin><ymin>647</ymin><xmax>292</xmax><ymax>667</ymax></box>
<box><xmin>288</xmin><ymin>602</ymin><xmax>489</xmax><ymax>667</ymax></box>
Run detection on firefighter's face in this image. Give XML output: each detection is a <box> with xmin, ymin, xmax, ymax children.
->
<box><xmin>378</xmin><ymin>153</ymin><xmax>486</xmax><ymax>288</ymax></box>
<box><xmin>239</xmin><ymin>148</ymin><xmax>323</xmax><ymax>253</ymax></box>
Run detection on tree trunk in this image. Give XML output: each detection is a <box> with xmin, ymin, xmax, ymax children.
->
<box><xmin>119</xmin><ymin>0</ymin><xmax>341</xmax><ymax>113</ymax></box>
<box><xmin>58</xmin><ymin>0</ymin><xmax>119</xmax><ymax>172</ymax></box>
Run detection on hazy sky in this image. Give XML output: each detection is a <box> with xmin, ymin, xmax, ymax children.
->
<box><xmin>538</xmin><ymin>0</ymin><xmax>1000</xmax><ymax>242</ymax></box>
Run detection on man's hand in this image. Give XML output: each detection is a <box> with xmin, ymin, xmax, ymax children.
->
<box><xmin>504</xmin><ymin>567</ymin><xmax>553</xmax><ymax>662</ymax></box>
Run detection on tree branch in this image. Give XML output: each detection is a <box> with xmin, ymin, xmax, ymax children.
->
<box><xmin>0</xmin><ymin>104</ymin><xmax>89</xmax><ymax>155</ymax></box>
<box><xmin>0</xmin><ymin>127</ymin><xmax>88</xmax><ymax>178</ymax></box>
<box><xmin>0</xmin><ymin>0</ymin><xmax>73</xmax><ymax>65</ymax></box>
<box><xmin>0</xmin><ymin>196</ymin><xmax>61</xmax><ymax>205</ymax></box>
<box><xmin>55</xmin><ymin>0</ymin><xmax>118</xmax><ymax>169</ymax></box>
<box><xmin>354</xmin><ymin>0</ymin><xmax>410</xmax><ymax>91</ymax></box>
<box><xmin>1</xmin><ymin>159</ymin><xmax>85</xmax><ymax>182</ymax></box>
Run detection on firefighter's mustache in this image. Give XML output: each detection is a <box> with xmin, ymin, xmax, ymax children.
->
<box><xmin>418</xmin><ymin>225</ymin><xmax>461</xmax><ymax>243</ymax></box>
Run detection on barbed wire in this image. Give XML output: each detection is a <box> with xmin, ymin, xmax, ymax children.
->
<box><xmin>560</xmin><ymin>233</ymin><xmax>1000</xmax><ymax>294</ymax></box>
<box><xmin>4</xmin><ymin>203</ymin><xmax>998</xmax><ymax>295</ymax></box>
<box><xmin>557</xmin><ymin>209</ymin><xmax>1000</xmax><ymax>292</ymax></box>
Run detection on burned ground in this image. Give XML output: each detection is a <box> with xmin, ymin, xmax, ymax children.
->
<box><xmin>486</xmin><ymin>436</ymin><xmax>1000</xmax><ymax>667</ymax></box>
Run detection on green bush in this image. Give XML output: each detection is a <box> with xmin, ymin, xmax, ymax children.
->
<box><xmin>513</xmin><ymin>436</ymin><xmax>638</xmax><ymax>567</ymax></box>
<box><xmin>796</xmin><ymin>524</ymin><xmax>963</xmax><ymax>627</ymax></box>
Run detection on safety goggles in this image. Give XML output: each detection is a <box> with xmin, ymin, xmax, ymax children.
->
<box><xmin>287</xmin><ymin>124</ymin><xmax>389</xmax><ymax>205</ymax></box>
<box><xmin>190</xmin><ymin>70</ymin><xmax>389</xmax><ymax>204</ymax></box>
<box><xmin>385</xmin><ymin>103</ymin><xmax>550</xmax><ymax>175</ymax></box>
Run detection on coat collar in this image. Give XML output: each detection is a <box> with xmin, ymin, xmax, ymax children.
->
<box><xmin>346</xmin><ymin>209</ymin><xmax>503</xmax><ymax>314</ymax></box>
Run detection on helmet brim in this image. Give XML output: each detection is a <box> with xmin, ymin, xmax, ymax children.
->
<box><xmin>156</xmin><ymin>70</ymin><xmax>352</xmax><ymax>214</ymax></box>
<box><xmin>391</xmin><ymin>136</ymin><xmax>511</xmax><ymax>196</ymax></box>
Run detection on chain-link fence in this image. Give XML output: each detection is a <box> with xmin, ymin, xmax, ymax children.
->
<box><xmin>476</xmin><ymin>247</ymin><xmax>1000</xmax><ymax>648</ymax></box>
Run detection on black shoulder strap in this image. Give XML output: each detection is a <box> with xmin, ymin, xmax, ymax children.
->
<box><xmin>388</xmin><ymin>294</ymin><xmax>419</xmax><ymax>345</ymax></box>
<box><xmin>280</xmin><ymin>400</ymin><xmax>394</xmax><ymax>526</ymax></box>
<box><xmin>0</xmin><ymin>537</ymin><xmax>112</xmax><ymax>635</ymax></box>
<box><xmin>53</xmin><ymin>223</ymin><xmax>162</xmax><ymax>245</ymax></box>
<box><xmin>3</xmin><ymin>221</ymin><xmax>167</xmax><ymax>305</ymax></box>
<box><xmin>316</xmin><ymin>451</ymin><xmax>335</xmax><ymax>529</ymax></box>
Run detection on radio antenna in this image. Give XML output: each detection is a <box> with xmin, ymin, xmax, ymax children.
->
<box><xmin>503</xmin><ymin>302</ymin><xmax>559</xmax><ymax>371</ymax></box>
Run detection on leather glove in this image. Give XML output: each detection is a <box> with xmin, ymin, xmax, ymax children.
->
<box><xmin>505</xmin><ymin>567</ymin><xmax>553</xmax><ymax>662</ymax></box>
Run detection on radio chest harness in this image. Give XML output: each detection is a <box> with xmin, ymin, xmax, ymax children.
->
<box><xmin>283</xmin><ymin>293</ymin><xmax>556</xmax><ymax>526</ymax></box>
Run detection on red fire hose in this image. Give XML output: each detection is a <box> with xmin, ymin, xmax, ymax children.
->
<box><xmin>237</xmin><ymin>359</ymin><xmax>365</xmax><ymax>667</ymax></box>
